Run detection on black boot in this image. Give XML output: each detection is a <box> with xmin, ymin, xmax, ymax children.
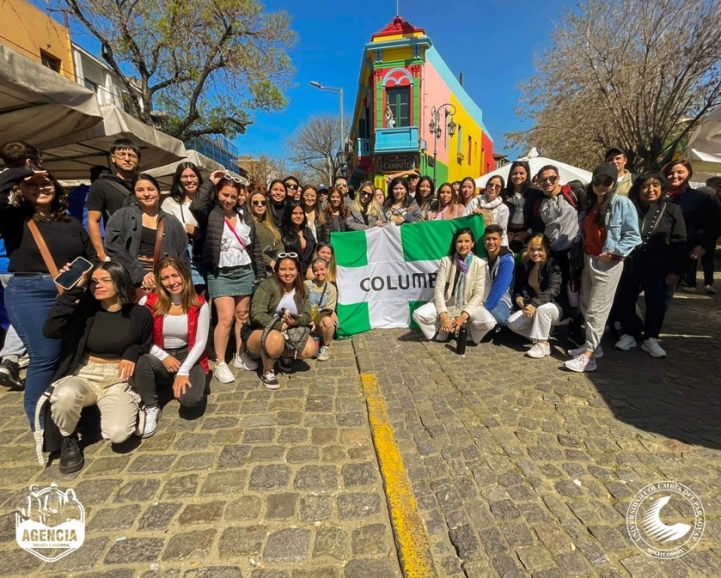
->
<box><xmin>59</xmin><ymin>436</ymin><xmax>84</xmax><ymax>474</ymax></box>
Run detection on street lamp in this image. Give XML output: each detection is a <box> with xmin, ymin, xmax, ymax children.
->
<box><xmin>310</xmin><ymin>81</ymin><xmax>345</xmax><ymax>177</ymax></box>
<box><xmin>428</xmin><ymin>104</ymin><xmax>457</xmax><ymax>186</ymax></box>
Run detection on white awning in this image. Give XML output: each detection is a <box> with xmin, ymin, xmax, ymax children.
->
<box><xmin>476</xmin><ymin>147</ymin><xmax>593</xmax><ymax>187</ymax></box>
<box><xmin>683</xmin><ymin>107</ymin><xmax>721</xmax><ymax>180</ymax></box>
<box><xmin>36</xmin><ymin>104</ymin><xmax>187</xmax><ymax>181</ymax></box>
<box><xmin>145</xmin><ymin>149</ymin><xmax>226</xmax><ymax>188</ymax></box>
<box><xmin>0</xmin><ymin>44</ymin><xmax>103</xmax><ymax>144</ymax></box>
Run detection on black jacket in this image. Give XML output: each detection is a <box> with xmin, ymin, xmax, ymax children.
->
<box><xmin>667</xmin><ymin>188</ymin><xmax>721</xmax><ymax>249</ymax></box>
<box><xmin>105</xmin><ymin>204</ymin><xmax>190</xmax><ymax>284</ymax></box>
<box><xmin>628</xmin><ymin>199</ymin><xmax>687</xmax><ymax>277</ymax></box>
<box><xmin>514</xmin><ymin>257</ymin><xmax>569</xmax><ymax>318</ymax></box>
<box><xmin>282</xmin><ymin>226</ymin><xmax>316</xmax><ymax>275</ymax></box>
<box><xmin>190</xmin><ymin>181</ymin><xmax>267</xmax><ymax>278</ymax></box>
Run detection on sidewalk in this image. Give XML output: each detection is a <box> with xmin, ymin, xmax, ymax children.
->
<box><xmin>0</xmin><ymin>338</ymin><xmax>402</xmax><ymax>577</ymax></box>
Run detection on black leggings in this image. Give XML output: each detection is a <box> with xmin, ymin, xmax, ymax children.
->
<box><xmin>133</xmin><ymin>348</ymin><xmax>206</xmax><ymax>408</ymax></box>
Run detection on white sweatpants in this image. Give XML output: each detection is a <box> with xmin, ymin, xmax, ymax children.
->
<box><xmin>413</xmin><ymin>302</ymin><xmax>496</xmax><ymax>343</ymax></box>
<box><xmin>507</xmin><ymin>302</ymin><xmax>561</xmax><ymax>341</ymax></box>
<box><xmin>580</xmin><ymin>255</ymin><xmax>624</xmax><ymax>351</ymax></box>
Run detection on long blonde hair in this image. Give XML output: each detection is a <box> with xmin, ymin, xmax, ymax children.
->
<box><xmin>352</xmin><ymin>180</ymin><xmax>384</xmax><ymax>220</ymax></box>
<box><xmin>247</xmin><ymin>191</ymin><xmax>281</xmax><ymax>241</ymax></box>
<box><xmin>153</xmin><ymin>257</ymin><xmax>201</xmax><ymax>316</ymax></box>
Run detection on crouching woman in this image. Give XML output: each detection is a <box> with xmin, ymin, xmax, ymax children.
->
<box><xmin>243</xmin><ymin>253</ymin><xmax>316</xmax><ymax>390</ymax></box>
<box><xmin>412</xmin><ymin>228</ymin><xmax>492</xmax><ymax>343</ymax></box>
<box><xmin>134</xmin><ymin>257</ymin><xmax>210</xmax><ymax>438</ymax></box>
<box><xmin>507</xmin><ymin>234</ymin><xmax>567</xmax><ymax>358</ymax></box>
<box><xmin>36</xmin><ymin>262</ymin><xmax>153</xmax><ymax>473</ymax></box>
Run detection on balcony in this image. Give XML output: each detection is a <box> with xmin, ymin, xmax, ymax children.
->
<box><xmin>357</xmin><ymin>138</ymin><xmax>371</xmax><ymax>158</ymax></box>
<box><xmin>374</xmin><ymin>126</ymin><xmax>419</xmax><ymax>154</ymax></box>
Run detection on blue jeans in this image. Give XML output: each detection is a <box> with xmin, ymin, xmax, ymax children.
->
<box><xmin>488</xmin><ymin>301</ymin><xmax>512</xmax><ymax>327</ymax></box>
<box><xmin>5</xmin><ymin>276</ymin><xmax>62</xmax><ymax>427</ymax></box>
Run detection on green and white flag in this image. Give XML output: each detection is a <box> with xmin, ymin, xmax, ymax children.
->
<box><xmin>332</xmin><ymin>215</ymin><xmax>485</xmax><ymax>337</ymax></box>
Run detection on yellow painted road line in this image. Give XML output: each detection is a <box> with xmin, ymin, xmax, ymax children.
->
<box><xmin>361</xmin><ymin>372</ymin><xmax>437</xmax><ymax>578</ymax></box>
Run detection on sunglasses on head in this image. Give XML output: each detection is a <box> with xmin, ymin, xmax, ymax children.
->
<box><xmin>222</xmin><ymin>172</ymin><xmax>244</xmax><ymax>184</ymax></box>
<box><xmin>592</xmin><ymin>177</ymin><xmax>614</xmax><ymax>187</ymax></box>
<box><xmin>539</xmin><ymin>175</ymin><xmax>558</xmax><ymax>184</ymax></box>
<box><xmin>277</xmin><ymin>252</ymin><xmax>299</xmax><ymax>259</ymax></box>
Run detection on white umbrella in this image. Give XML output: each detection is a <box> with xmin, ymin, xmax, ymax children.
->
<box><xmin>476</xmin><ymin>147</ymin><xmax>593</xmax><ymax>188</ymax></box>
<box><xmin>145</xmin><ymin>150</ymin><xmax>226</xmax><ymax>188</ymax></box>
<box><xmin>35</xmin><ymin>104</ymin><xmax>187</xmax><ymax>181</ymax></box>
<box><xmin>0</xmin><ymin>45</ymin><xmax>103</xmax><ymax>145</ymax></box>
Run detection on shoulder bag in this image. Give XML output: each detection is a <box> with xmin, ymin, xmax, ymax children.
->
<box><xmin>26</xmin><ymin>219</ymin><xmax>63</xmax><ymax>294</ymax></box>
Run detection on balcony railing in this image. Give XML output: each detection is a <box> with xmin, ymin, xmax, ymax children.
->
<box><xmin>374</xmin><ymin>126</ymin><xmax>419</xmax><ymax>154</ymax></box>
<box><xmin>357</xmin><ymin>138</ymin><xmax>371</xmax><ymax>158</ymax></box>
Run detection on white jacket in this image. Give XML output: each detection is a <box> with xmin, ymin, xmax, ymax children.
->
<box><xmin>434</xmin><ymin>255</ymin><xmax>487</xmax><ymax>315</ymax></box>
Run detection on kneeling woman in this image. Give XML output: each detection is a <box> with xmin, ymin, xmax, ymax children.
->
<box><xmin>134</xmin><ymin>257</ymin><xmax>210</xmax><ymax>438</ymax></box>
<box><xmin>38</xmin><ymin>262</ymin><xmax>153</xmax><ymax>473</ymax></box>
<box><xmin>507</xmin><ymin>234</ymin><xmax>567</xmax><ymax>358</ymax></box>
<box><xmin>243</xmin><ymin>253</ymin><xmax>316</xmax><ymax>389</ymax></box>
<box><xmin>412</xmin><ymin>228</ymin><xmax>494</xmax><ymax>343</ymax></box>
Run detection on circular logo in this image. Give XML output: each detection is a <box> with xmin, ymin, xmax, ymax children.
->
<box><xmin>626</xmin><ymin>482</ymin><xmax>705</xmax><ymax>559</ymax></box>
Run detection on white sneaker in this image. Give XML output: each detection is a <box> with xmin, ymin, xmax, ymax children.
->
<box><xmin>214</xmin><ymin>362</ymin><xmax>235</xmax><ymax>383</ymax></box>
<box><xmin>564</xmin><ymin>354</ymin><xmax>597</xmax><ymax>373</ymax></box>
<box><xmin>705</xmin><ymin>285</ymin><xmax>716</xmax><ymax>295</ymax></box>
<box><xmin>568</xmin><ymin>345</ymin><xmax>604</xmax><ymax>359</ymax></box>
<box><xmin>526</xmin><ymin>342</ymin><xmax>551</xmax><ymax>359</ymax></box>
<box><xmin>233</xmin><ymin>351</ymin><xmax>259</xmax><ymax>371</ymax></box>
<box><xmin>642</xmin><ymin>338</ymin><xmax>666</xmax><ymax>358</ymax></box>
<box><xmin>615</xmin><ymin>334</ymin><xmax>637</xmax><ymax>351</ymax></box>
<box><xmin>261</xmin><ymin>371</ymin><xmax>280</xmax><ymax>390</ymax></box>
<box><xmin>138</xmin><ymin>406</ymin><xmax>161</xmax><ymax>439</ymax></box>
<box><xmin>317</xmin><ymin>345</ymin><xmax>331</xmax><ymax>361</ymax></box>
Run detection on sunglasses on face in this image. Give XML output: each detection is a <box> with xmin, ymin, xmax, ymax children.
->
<box><xmin>360</xmin><ymin>190</ymin><xmax>373</xmax><ymax>197</ymax></box>
<box><xmin>592</xmin><ymin>177</ymin><xmax>614</xmax><ymax>187</ymax></box>
<box><xmin>539</xmin><ymin>175</ymin><xmax>558</xmax><ymax>184</ymax></box>
<box><xmin>286</xmin><ymin>184</ymin><xmax>299</xmax><ymax>190</ymax></box>
<box><xmin>277</xmin><ymin>252</ymin><xmax>299</xmax><ymax>259</ymax></box>
<box><xmin>486</xmin><ymin>183</ymin><xmax>502</xmax><ymax>190</ymax></box>
<box><xmin>252</xmin><ymin>200</ymin><xmax>267</xmax><ymax>206</ymax></box>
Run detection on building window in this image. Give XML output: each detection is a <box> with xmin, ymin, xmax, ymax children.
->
<box><xmin>467</xmin><ymin>136</ymin><xmax>472</xmax><ymax>165</ymax></box>
<box><xmin>456</xmin><ymin>125</ymin><xmax>463</xmax><ymax>153</ymax></box>
<box><xmin>385</xmin><ymin>87</ymin><xmax>410</xmax><ymax>127</ymax></box>
<box><xmin>40</xmin><ymin>51</ymin><xmax>61</xmax><ymax>73</ymax></box>
<box><xmin>84</xmin><ymin>78</ymin><xmax>98</xmax><ymax>93</ymax></box>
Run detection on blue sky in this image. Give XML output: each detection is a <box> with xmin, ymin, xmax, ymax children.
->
<box><xmin>47</xmin><ymin>0</ymin><xmax>575</xmax><ymax>161</ymax></box>
<box><xmin>243</xmin><ymin>0</ymin><xmax>575</xmax><ymax>160</ymax></box>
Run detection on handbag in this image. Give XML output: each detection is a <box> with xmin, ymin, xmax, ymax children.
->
<box><xmin>261</xmin><ymin>308</ymin><xmax>311</xmax><ymax>359</ymax></box>
<box><xmin>135</xmin><ymin>217</ymin><xmax>166</xmax><ymax>301</ymax></box>
<box><xmin>26</xmin><ymin>219</ymin><xmax>63</xmax><ymax>294</ymax></box>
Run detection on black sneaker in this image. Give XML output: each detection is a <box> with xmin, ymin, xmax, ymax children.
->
<box><xmin>278</xmin><ymin>358</ymin><xmax>293</xmax><ymax>373</ymax></box>
<box><xmin>59</xmin><ymin>436</ymin><xmax>84</xmax><ymax>474</ymax></box>
<box><xmin>0</xmin><ymin>359</ymin><xmax>24</xmax><ymax>390</ymax></box>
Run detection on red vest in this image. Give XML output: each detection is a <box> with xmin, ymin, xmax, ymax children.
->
<box><xmin>144</xmin><ymin>292</ymin><xmax>209</xmax><ymax>374</ymax></box>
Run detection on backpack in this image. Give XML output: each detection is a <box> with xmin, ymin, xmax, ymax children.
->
<box><xmin>533</xmin><ymin>183</ymin><xmax>586</xmax><ymax>219</ymax></box>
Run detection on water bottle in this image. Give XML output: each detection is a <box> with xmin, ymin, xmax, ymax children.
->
<box><xmin>456</xmin><ymin>322</ymin><xmax>468</xmax><ymax>355</ymax></box>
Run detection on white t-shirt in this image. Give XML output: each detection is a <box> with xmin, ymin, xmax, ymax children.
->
<box><xmin>277</xmin><ymin>290</ymin><xmax>298</xmax><ymax>315</ymax></box>
<box><xmin>161</xmin><ymin>197</ymin><xmax>198</xmax><ymax>228</ymax></box>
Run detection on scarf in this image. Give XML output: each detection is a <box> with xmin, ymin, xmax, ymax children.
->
<box><xmin>477</xmin><ymin>194</ymin><xmax>504</xmax><ymax>210</ymax></box>
<box><xmin>666</xmin><ymin>183</ymin><xmax>688</xmax><ymax>201</ymax></box>
<box><xmin>453</xmin><ymin>253</ymin><xmax>473</xmax><ymax>308</ymax></box>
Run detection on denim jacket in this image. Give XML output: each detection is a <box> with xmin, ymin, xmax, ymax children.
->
<box><xmin>581</xmin><ymin>195</ymin><xmax>641</xmax><ymax>257</ymax></box>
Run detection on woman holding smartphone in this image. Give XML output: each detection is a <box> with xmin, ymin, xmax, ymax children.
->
<box><xmin>0</xmin><ymin>166</ymin><xmax>97</xmax><ymax>427</ymax></box>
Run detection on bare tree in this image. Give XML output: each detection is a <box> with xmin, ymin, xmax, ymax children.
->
<box><xmin>60</xmin><ymin>0</ymin><xmax>296</xmax><ymax>140</ymax></box>
<box><xmin>507</xmin><ymin>0</ymin><xmax>721</xmax><ymax>171</ymax></box>
<box><xmin>242</xmin><ymin>154</ymin><xmax>289</xmax><ymax>189</ymax></box>
<box><xmin>284</xmin><ymin>115</ymin><xmax>350</xmax><ymax>184</ymax></box>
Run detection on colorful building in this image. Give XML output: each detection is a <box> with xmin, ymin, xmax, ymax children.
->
<box><xmin>349</xmin><ymin>16</ymin><xmax>495</xmax><ymax>190</ymax></box>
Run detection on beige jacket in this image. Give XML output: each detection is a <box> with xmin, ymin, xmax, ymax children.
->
<box><xmin>434</xmin><ymin>255</ymin><xmax>487</xmax><ymax>315</ymax></box>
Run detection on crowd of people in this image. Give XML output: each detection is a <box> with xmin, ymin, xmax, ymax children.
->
<box><xmin>0</xmin><ymin>138</ymin><xmax>719</xmax><ymax>475</ymax></box>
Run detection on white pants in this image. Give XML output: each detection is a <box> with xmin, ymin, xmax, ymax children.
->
<box><xmin>413</xmin><ymin>302</ymin><xmax>496</xmax><ymax>343</ymax></box>
<box><xmin>581</xmin><ymin>255</ymin><xmax>624</xmax><ymax>351</ymax></box>
<box><xmin>507</xmin><ymin>302</ymin><xmax>561</xmax><ymax>341</ymax></box>
<box><xmin>50</xmin><ymin>359</ymin><xmax>139</xmax><ymax>443</ymax></box>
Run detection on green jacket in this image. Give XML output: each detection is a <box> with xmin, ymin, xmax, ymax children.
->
<box><xmin>255</xmin><ymin>221</ymin><xmax>285</xmax><ymax>268</ymax></box>
<box><xmin>250</xmin><ymin>277</ymin><xmax>312</xmax><ymax>331</ymax></box>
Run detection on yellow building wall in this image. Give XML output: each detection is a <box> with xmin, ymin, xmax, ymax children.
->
<box><xmin>445</xmin><ymin>93</ymin><xmax>485</xmax><ymax>184</ymax></box>
<box><xmin>0</xmin><ymin>0</ymin><xmax>74</xmax><ymax>81</ymax></box>
<box><xmin>381</xmin><ymin>47</ymin><xmax>413</xmax><ymax>63</ymax></box>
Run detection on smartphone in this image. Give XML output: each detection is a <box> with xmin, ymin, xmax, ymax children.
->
<box><xmin>54</xmin><ymin>257</ymin><xmax>93</xmax><ymax>290</ymax></box>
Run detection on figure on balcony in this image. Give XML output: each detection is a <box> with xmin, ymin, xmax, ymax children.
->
<box><xmin>384</xmin><ymin>105</ymin><xmax>396</xmax><ymax>128</ymax></box>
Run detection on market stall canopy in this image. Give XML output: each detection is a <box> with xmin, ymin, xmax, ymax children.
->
<box><xmin>35</xmin><ymin>104</ymin><xmax>187</xmax><ymax>181</ymax></box>
<box><xmin>0</xmin><ymin>44</ymin><xmax>103</xmax><ymax>144</ymax></box>
<box><xmin>683</xmin><ymin>106</ymin><xmax>721</xmax><ymax>181</ymax></box>
<box><xmin>476</xmin><ymin>147</ymin><xmax>593</xmax><ymax>188</ymax></box>
<box><xmin>145</xmin><ymin>149</ymin><xmax>226</xmax><ymax>188</ymax></box>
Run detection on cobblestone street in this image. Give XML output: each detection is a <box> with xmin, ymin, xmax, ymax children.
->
<box><xmin>0</xmin><ymin>284</ymin><xmax>720</xmax><ymax>577</ymax></box>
